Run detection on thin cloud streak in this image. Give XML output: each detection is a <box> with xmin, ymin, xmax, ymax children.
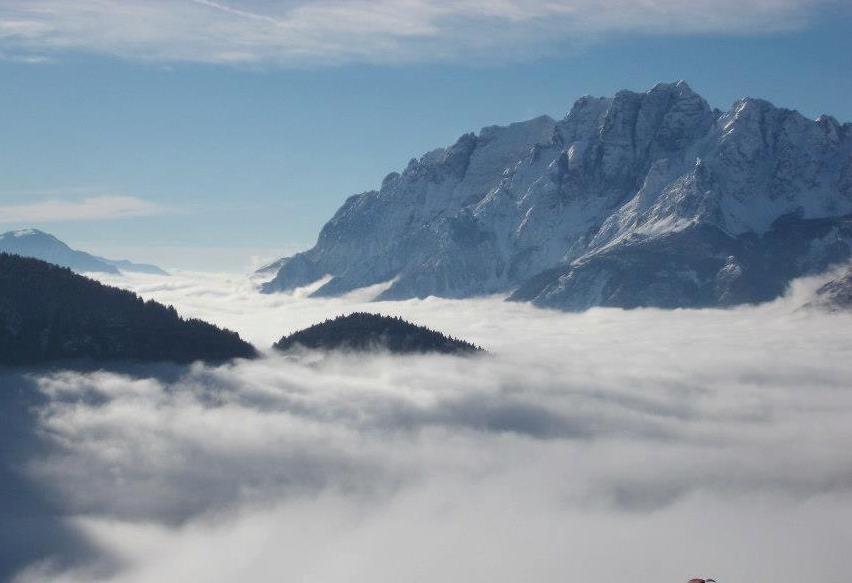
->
<box><xmin>0</xmin><ymin>195</ymin><xmax>167</xmax><ymax>223</ymax></box>
<box><xmin>0</xmin><ymin>0</ymin><xmax>841</xmax><ymax>66</ymax></box>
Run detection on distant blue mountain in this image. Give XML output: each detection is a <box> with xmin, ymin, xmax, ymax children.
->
<box><xmin>0</xmin><ymin>229</ymin><xmax>167</xmax><ymax>276</ymax></box>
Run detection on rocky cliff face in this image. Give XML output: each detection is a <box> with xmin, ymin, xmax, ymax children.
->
<box><xmin>262</xmin><ymin>82</ymin><xmax>852</xmax><ymax>310</ymax></box>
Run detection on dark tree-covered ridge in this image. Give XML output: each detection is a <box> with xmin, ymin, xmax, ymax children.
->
<box><xmin>0</xmin><ymin>253</ymin><xmax>256</xmax><ymax>366</ymax></box>
<box><xmin>274</xmin><ymin>312</ymin><xmax>483</xmax><ymax>355</ymax></box>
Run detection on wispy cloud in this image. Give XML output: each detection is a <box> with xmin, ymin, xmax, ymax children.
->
<box><xmin>0</xmin><ymin>0</ymin><xmax>841</xmax><ymax>66</ymax></box>
<box><xmin>0</xmin><ymin>194</ymin><xmax>166</xmax><ymax>223</ymax></box>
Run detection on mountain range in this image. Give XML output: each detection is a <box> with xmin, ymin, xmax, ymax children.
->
<box><xmin>0</xmin><ymin>229</ymin><xmax>167</xmax><ymax>276</ymax></box>
<box><xmin>261</xmin><ymin>81</ymin><xmax>852</xmax><ymax>310</ymax></box>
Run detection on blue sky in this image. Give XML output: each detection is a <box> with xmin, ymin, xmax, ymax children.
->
<box><xmin>0</xmin><ymin>0</ymin><xmax>850</xmax><ymax>271</ymax></box>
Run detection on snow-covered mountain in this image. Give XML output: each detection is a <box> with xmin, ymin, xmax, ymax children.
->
<box><xmin>809</xmin><ymin>267</ymin><xmax>852</xmax><ymax>310</ymax></box>
<box><xmin>261</xmin><ymin>81</ymin><xmax>852</xmax><ymax>310</ymax></box>
<box><xmin>0</xmin><ymin>229</ymin><xmax>168</xmax><ymax>276</ymax></box>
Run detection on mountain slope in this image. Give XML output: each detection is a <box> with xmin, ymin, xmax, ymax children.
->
<box><xmin>808</xmin><ymin>266</ymin><xmax>852</xmax><ymax>310</ymax></box>
<box><xmin>274</xmin><ymin>313</ymin><xmax>482</xmax><ymax>355</ymax></box>
<box><xmin>261</xmin><ymin>81</ymin><xmax>852</xmax><ymax>310</ymax></box>
<box><xmin>0</xmin><ymin>254</ymin><xmax>255</xmax><ymax>365</ymax></box>
<box><xmin>0</xmin><ymin>229</ymin><xmax>168</xmax><ymax>275</ymax></box>
<box><xmin>97</xmin><ymin>257</ymin><xmax>168</xmax><ymax>275</ymax></box>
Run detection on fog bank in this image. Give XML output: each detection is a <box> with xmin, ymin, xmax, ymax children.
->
<box><xmin>13</xmin><ymin>271</ymin><xmax>852</xmax><ymax>582</ymax></box>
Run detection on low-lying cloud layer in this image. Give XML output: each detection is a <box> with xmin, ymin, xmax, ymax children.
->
<box><xmin>0</xmin><ymin>0</ymin><xmax>842</xmax><ymax>65</ymax></box>
<box><xmin>11</xmin><ymin>271</ymin><xmax>852</xmax><ymax>582</ymax></box>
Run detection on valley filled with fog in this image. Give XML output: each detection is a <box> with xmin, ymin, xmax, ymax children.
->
<box><xmin>9</xmin><ymin>271</ymin><xmax>852</xmax><ymax>582</ymax></box>
<box><xmin>3</xmin><ymin>1</ymin><xmax>850</xmax><ymax>579</ymax></box>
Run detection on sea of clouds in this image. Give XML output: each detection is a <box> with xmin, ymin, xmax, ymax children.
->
<box><xmin>12</xmin><ymin>270</ymin><xmax>852</xmax><ymax>582</ymax></box>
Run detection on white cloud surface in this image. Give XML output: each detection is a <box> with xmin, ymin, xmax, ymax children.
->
<box><xmin>0</xmin><ymin>0</ymin><xmax>842</xmax><ymax>66</ymax></box>
<box><xmin>0</xmin><ymin>195</ymin><xmax>165</xmax><ymax>223</ymax></box>
<box><xmin>11</xmin><ymin>270</ymin><xmax>852</xmax><ymax>582</ymax></box>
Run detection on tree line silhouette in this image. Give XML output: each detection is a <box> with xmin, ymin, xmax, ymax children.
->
<box><xmin>0</xmin><ymin>253</ymin><xmax>256</xmax><ymax>365</ymax></box>
<box><xmin>274</xmin><ymin>312</ymin><xmax>483</xmax><ymax>355</ymax></box>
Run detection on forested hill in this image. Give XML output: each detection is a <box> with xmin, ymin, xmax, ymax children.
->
<box><xmin>274</xmin><ymin>312</ymin><xmax>483</xmax><ymax>355</ymax></box>
<box><xmin>0</xmin><ymin>253</ymin><xmax>256</xmax><ymax>366</ymax></box>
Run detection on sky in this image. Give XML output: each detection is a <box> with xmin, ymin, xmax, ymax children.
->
<box><xmin>0</xmin><ymin>0</ymin><xmax>851</xmax><ymax>271</ymax></box>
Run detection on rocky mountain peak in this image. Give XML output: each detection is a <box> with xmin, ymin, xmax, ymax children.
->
<box><xmin>261</xmin><ymin>82</ymin><xmax>852</xmax><ymax>312</ymax></box>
